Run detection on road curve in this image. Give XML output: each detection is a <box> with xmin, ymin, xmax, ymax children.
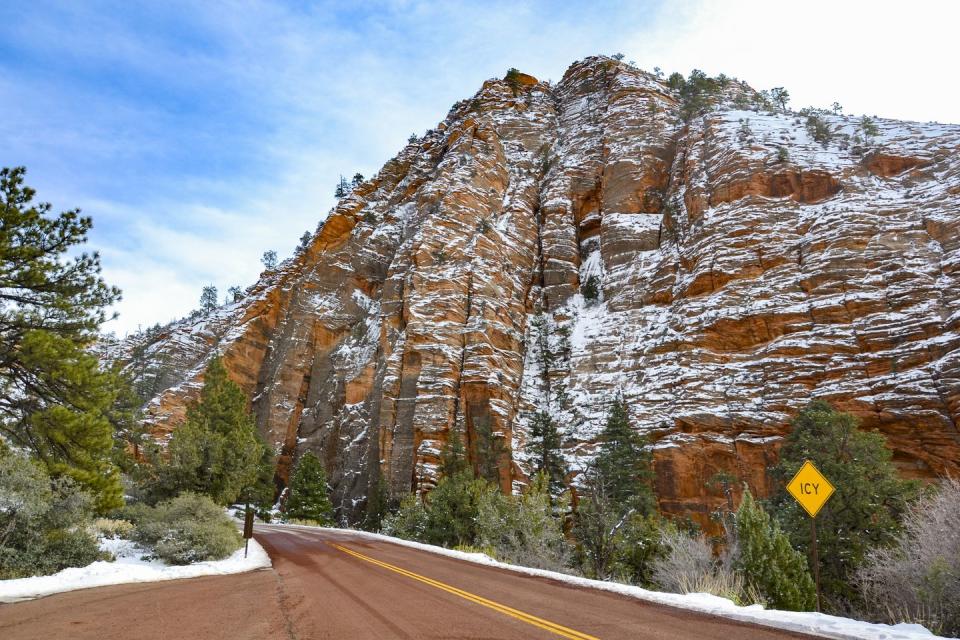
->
<box><xmin>0</xmin><ymin>525</ymin><xmax>816</xmax><ymax>639</ymax></box>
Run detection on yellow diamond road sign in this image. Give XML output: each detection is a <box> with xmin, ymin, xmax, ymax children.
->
<box><xmin>787</xmin><ymin>460</ymin><xmax>835</xmax><ymax>518</ymax></box>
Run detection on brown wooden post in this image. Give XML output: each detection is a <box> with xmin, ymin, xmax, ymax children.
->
<box><xmin>243</xmin><ymin>503</ymin><xmax>254</xmax><ymax>559</ymax></box>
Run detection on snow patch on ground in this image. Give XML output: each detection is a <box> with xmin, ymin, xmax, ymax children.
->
<box><xmin>0</xmin><ymin>537</ymin><xmax>271</xmax><ymax>604</ymax></box>
<box><xmin>270</xmin><ymin>523</ymin><xmax>939</xmax><ymax>640</ymax></box>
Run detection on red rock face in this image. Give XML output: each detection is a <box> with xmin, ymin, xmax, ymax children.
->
<box><xmin>121</xmin><ymin>57</ymin><xmax>960</xmax><ymax>528</ymax></box>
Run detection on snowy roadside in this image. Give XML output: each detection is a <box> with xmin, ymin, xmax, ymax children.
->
<box><xmin>267</xmin><ymin>522</ymin><xmax>942</xmax><ymax>640</ymax></box>
<box><xmin>0</xmin><ymin>537</ymin><xmax>271</xmax><ymax>604</ymax></box>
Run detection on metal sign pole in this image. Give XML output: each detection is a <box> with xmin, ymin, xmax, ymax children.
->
<box><xmin>787</xmin><ymin>460</ymin><xmax>833</xmax><ymax>613</ymax></box>
<box><xmin>810</xmin><ymin>516</ymin><xmax>821</xmax><ymax>612</ymax></box>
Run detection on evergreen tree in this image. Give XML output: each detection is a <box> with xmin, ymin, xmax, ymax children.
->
<box><xmin>593</xmin><ymin>397</ymin><xmax>655</xmax><ymax>514</ymax></box>
<box><xmin>362</xmin><ymin>469</ymin><xmax>389</xmax><ymax>532</ymax></box>
<box><xmin>261</xmin><ymin>250</ymin><xmax>278</xmax><ymax>270</ymax></box>
<box><xmin>423</xmin><ymin>470</ymin><xmax>491</xmax><ymax>547</ymax></box>
<box><xmin>440</xmin><ymin>427</ymin><xmax>469</xmax><ymax>478</ymax></box>
<box><xmin>580</xmin><ymin>275</ymin><xmax>600</xmax><ymax>302</ymax></box>
<box><xmin>504</xmin><ymin>68</ymin><xmax>522</xmax><ymax>95</ymax></box>
<box><xmin>735</xmin><ymin>490</ymin><xmax>816</xmax><ymax>611</ymax></box>
<box><xmin>770</xmin><ymin>400</ymin><xmax>920</xmax><ymax>608</ymax></box>
<box><xmin>199</xmin><ymin>285</ymin><xmax>218</xmax><ymax>313</ymax></box>
<box><xmin>149</xmin><ymin>356</ymin><xmax>265</xmax><ymax>505</ymax></box>
<box><xmin>528</xmin><ymin>410</ymin><xmax>567</xmax><ymax>495</ymax></box>
<box><xmin>244</xmin><ymin>442</ymin><xmax>277</xmax><ymax>516</ymax></box>
<box><xmin>298</xmin><ymin>231</ymin><xmax>311</xmax><ymax>250</ymax></box>
<box><xmin>0</xmin><ymin>167</ymin><xmax>125</xmax><ymax>512</ymax></box>
<box><xmin>575</xmin><ymin>397</ymin><xmax>657</xmax><ymax>578</ymax></box>
<box><xmin>227</xmin><ymin>285</ymin><xmax>243</xmax><ymax>303</ymax></box>
<box><xmin>770</xmin><ymin>87</ymin><xmax>790</xmax><ymax>111</ymax></box>
<box><xmin>334</xmin><ymin>175</ymin><xmax>350</xmax><ymax>198</ymax></box>
<box><xmin>351</xmin><ymin>173</ymin><xmax>364</xmax><ymax>188</ymax></box>
<box><xmin>283</xmin><ymin>451</ymin><xmax>333</xmax><ymax>524</ymax></box>
<box><xmin>574</xmin><ymin>464</ymin><xmax>626</xmax><ymax>579</ymax></box>
<box><xmin>472</xmin><ymin>417</ymin><xmax>506</xmax><ymax>485</ymax></box>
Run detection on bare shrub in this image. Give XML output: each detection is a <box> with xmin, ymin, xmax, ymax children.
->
<box><xmin>855</xmin><ymin>479</ymin><xmax>960</xmax><ymax>636</ymax></box>
<box><xmin>651</xmin><ymin>529</ymin><xmax>714</xmax><ymax>593</ymax></box>
<box><xmin>652</xmin><ymin>527</ymin><xmax>764</xmax><ymax>607</ymax></box>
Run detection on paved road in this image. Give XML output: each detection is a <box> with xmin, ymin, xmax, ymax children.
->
<box><xmin>0</xmin><ymin>525</ymin><xmax>816</xmax><ymax>639</ymax></box>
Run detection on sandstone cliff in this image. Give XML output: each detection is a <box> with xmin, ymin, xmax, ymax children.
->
<box><xmin>117</xmin><ymin>57</ymin><xmax>960</xmax><ymax>528</ymax></box>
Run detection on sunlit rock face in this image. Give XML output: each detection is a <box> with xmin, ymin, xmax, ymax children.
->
<box><xmin>116</xmin><ymin>56</ymin><xmax>960</xmax><ymax>528</ymax></box>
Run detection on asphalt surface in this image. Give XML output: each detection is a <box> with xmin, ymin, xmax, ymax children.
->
<box><xmin>0</xmin><ymin>525</ymin><xmax>818</xmax><ymax>639</ymax></box>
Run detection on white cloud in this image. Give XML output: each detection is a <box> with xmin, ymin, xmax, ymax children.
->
<box><xmin>4</xmin><ymin>1</ymin><xmax>957</xmax><ymax>335</ymax></box>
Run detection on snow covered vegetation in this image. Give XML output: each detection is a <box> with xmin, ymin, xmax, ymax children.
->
<box><xmin>0</xmin><ymin>534</ymin><xmax>269</xmax><ymax>604</ymax></box>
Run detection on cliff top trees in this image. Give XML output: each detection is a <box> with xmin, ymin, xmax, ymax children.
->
<box><xmin>199</xmin><ymin>285</ymin><xmax>218</xmax><ymax>313</ymax></box>
<box><xmin>0</xmin><ymin>166</ymin><xmax>124</xmax><ymax>511</ymax></box>
<box><xmin>261</xmin><ymin>250</ymin><xmax>278</xmax><ymax>270</ymax></box>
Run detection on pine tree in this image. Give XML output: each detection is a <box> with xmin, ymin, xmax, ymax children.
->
<box><xmin>440</xmin><ymin>428</ymin><xmax>469</xmax><ymax>478</ymax></box>
<box><xmin>227</xmin><ymin>285</ymin><xmax>243</xmax><ymax>302</ymax></box>
<box><xmin>362</xmin><ymin>469</ymin><xmax>389</xmax><ymax>532</ymax></box>
<box><xmin>351</xmin><ymin>173</ymin><xmax>364</xmax><ymax>188</ymax></box>
<box><xmin>334</xmin><ymin>175</ymin><xmax>350</xmax><ymax>198</ymax></box>
<box><xmin>150</xmin><ymin>356</ymin><xmax>265</xmax><ymax>505</ymax></box>
<box><xmin>528</xmin><ymin>410</ymin><xmax>567</xmax><ymax>495</ymax></box>
<box><xmin>199</xmin><ymin>285</ymin><xmax>218</xmax><ymax>313</ymax></box>
<box><xmin>0</xmin><ymin>167</ymin><xmax>125</xmax><ymax>512</ymax></box>
<box><xmin>298</xmin><ymin>231</ymin><xmax>311</xmax><ymax>250</ymax></box>
<box><xmin>770</xmin><ymin>87</ymin><xmax>790</xmax><ymax>111</ymax></box>
<box><xmin>261</xmin><ymin>250</ymin><xmax>278</xmax><ymax>270</ymax></box>
<box><xmin>573</xmin><ymin>464</ymin><xmax>625</xmax><ymax>579</ymax></box>
<box><xmin>735</xmin><ymin>490</ymin><xmax>816</xmax><ymax>611</ymax></box>
<box><xmin>283</xmin><ymin>451</ymin><xmax>334</xmax><ymax>524</ymax></box>
<box><xmin>575</xmin><ymin>398</ymin><xmax>657</xmax><ymax>578</ymax></box>
<box><xmin>593</xmin><ymin>397</ymin><xmax>655</xmax><ymax>515</ymax></box>
<box><xmin>770</xmin><ymin>400</ymin><xmax>920</xmax><ymax>607</ymax></box>
<box><xmin>472</xmin><ymin>417</ymin><xmax>505</xmax><ymax>485</ymax></box>
<box><xmin>423</xmin><ymin>470</ymin><xmax>491</xmax><ymax>547</ymax></box>
<box><xmin>244</xmin><ymin>442</ymin><xmax>277</xmax><ymax>515</ymax></box>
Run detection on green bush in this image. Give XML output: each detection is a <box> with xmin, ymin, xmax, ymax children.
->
<box><xmin>129</xmin><ymin>492</ymin><xmax>241</xmax><ymax>565</ymax></box>
<box><xmin>614</xmin><ymin>513</ymin><xmax>668</xmax><ymax>587</ymax></box>
<box><xmin>423</xmin><ymin>471</ymin><xmax>492</xmax><ymax>547</ymax></box>
<box><xmin>0</xmin><ymin>452</ymin><xmax>103</xmax><ymax>579</ymax></box>
<box><xmin>504</xmin><ymin>68</ymin><xmax>522</xmax><ymax>96</ymax></box>
<box><xmin>382</xmin><ymin>493</ymin><xmax>429</xmax><ymax>541</ymax></box>
<box><xmin>477</xmin><ymin>474</ymin><xmax>570</xmax><ymax>571</ymax></box>
<box><xmin>735</xmin><ymin>490</ymin><xmax>815</xmax><ymax>611</ymax></box>
<box><xmin>580</xmin><ymin>275</ymin><xmax>600</xmax><ymax>302</ymax></box>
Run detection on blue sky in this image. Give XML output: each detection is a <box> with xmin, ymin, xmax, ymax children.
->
<box><xmin>1</xmin><ymin>0</ymin><xmax>957</xmax><ymax>335</ymax></box>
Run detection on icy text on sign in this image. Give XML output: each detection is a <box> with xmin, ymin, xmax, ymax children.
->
<box><xmin>786</xmin><ymin>460</ymin><xmax>835</xmax><ymax>518</ymax></box>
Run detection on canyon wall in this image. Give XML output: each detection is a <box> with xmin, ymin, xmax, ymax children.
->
<box><xmin>120</xmin><ymin>57</ymin><xmax>960</xmax><ymax>528</ymax></box>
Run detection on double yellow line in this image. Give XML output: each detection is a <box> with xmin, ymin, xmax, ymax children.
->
<box><xmin>332</xmin><ymin>543</ymin><xmax>598</xmax><ymax>640</ymax></box>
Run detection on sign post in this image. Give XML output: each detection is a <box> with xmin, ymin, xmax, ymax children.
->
<box><xmin>243</xmin><ymin>503</ymin><xmax>254</xmax><ymax>559</ymax></box>
<box><xmin>786</xmin><ymin>460</ymin><xmax>834</xmax><ymax>612</ymax></box>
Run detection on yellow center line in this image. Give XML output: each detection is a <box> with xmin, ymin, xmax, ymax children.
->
<box><xmin>331</xmin><ymin>543</ymin><xmax>599</xmax><ymax>640</ymax></box>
